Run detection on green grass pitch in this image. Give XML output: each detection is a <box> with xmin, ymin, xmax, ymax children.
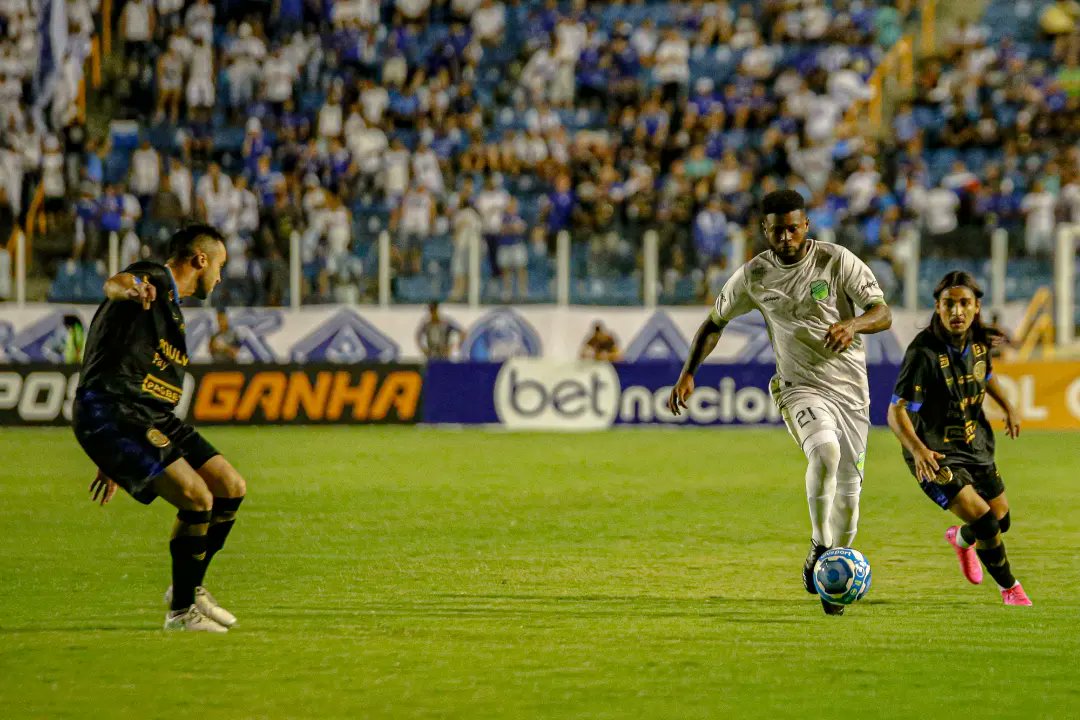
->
<box><xmin>1</xmin><ymin>426</ymin><xmax>1078</xmax><ymax>719</ymax></box>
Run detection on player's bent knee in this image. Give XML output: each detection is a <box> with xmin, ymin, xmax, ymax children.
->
<box><xmin>198</xmin><ymin>456</ymin><xmax>246</xmax><ymax>498</ymax></box>
<box><xmin>969</xmin><ymin>510</ymin><xmax>1000</xmax><ymax>543</ymax></box>
<box><xmin>999</xmin><ymin>511</ymin><xmax>1011</xmax><ymax>534</ymax></box>
<box><xmin>805</xmin><ymin>430</ymin><xmax>841</xmax><ymax>468</ymax></box>
<box><xmin>183</xmin><ymin>486</ymin><xmax>214</xmax><ymax>512</ymax></box>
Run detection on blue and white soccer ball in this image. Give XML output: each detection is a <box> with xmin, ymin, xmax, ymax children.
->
<box><xmin>813</xmin><ymin>548</ymin><xmax>872</xmax><ymax>606</ymax></box>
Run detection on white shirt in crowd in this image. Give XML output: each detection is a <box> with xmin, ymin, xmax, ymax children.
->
<box><xmin>42</xmin><ymin>150</ymin><xmax>65</xmax><ymax>198</ymax></box>
<box><xmin>197</xmin><ymin>173</ymin><xmax>235</xmax><ymax>229</ymax></box>
<box><xmin>383</xmin><ymin>148</ymin><xmax>411</xmax><ymax>198</ymax></box>
<box><xmin>804</xmin><ymin>94</ymin><xmax>842</xmax><ymax>142</ymax></box>
<box><xmin>412</xmin><ymin>148</ymin><xmax>444</xmax><ymax>195</ymax></box>
<box><xmin>396</xmin><ymin>0</ymin><xmax>430</xmax><ymax>19</ymax></box>
<box><xmin>472</xmin><ymin>2</ymin><xmax>505</xmax><ymax>41</ymax></box>
<box><xmin>169</xmin><ymin>163</ymin><xmax>193</xmax><ymax>214</ymax></box>
<box><xmin>400</xmin><ymin>188</ymin><xmax>435</xmax><ymax>235</ymax></box>
<box><xmin>361</xmin><ymin>85</ymin><xmax>389</xmax><ymax>124</ymax></box>
<box><xmin>122</xmin><ymin>0</ymin><xmax>153</xmax><ymax>42</ymax></box>
<box><xmin>827</xmin><ymin>68</ymin><xmax>873</xmax><ymax>109</ymax></box>
<box><xmin>555</xmin><ymin>18</ymin><xmax>587</xmax><ymax>63</ymax></box>
<box><xmin>352</xmin><ymin>125</ymin><xmax>388</xmax><ymax>175</ymax></box>
<box><xmin>654</xmin><ymin>35</ymin><xmax>690</xmax><ymax>85</ymax></box>
<box><xmin>263</xmin><ymin>54</ymin><xmax>297</xmax><ymax>102</ymax></box>
<box><xmin>185</xmin><ymin>0</ymin><xmax>214</xmax><ymax>43</ymax></box>
<box><xmin>130</xmin><ymin>147</ymin><xmax>161</xmax><ymax>195</ymax></box>
<box><xmin>452</xmin><ymin>0</ymin><xmax>482</xmax><ymax>16</ymax></box>
<box><xmin>923</xmin><ymin>187</ymin><xmax>960</xmax><ymax>235</ymax></box>
<box><xmin>325</xmin><ymin>205</ymin><xmax>352</xmax><ymax>255</ymax></box>
<box><xmin>474</xmin><ymin>187</ymin><xmax>510</xmax><ymax>234</ymax></box>
<box><xmin>318</xmin><ymin>100</ymin><xmax>344</xmax><ymax>139</ymax></box>
<box><xmin>844</xmin><ymin>167</ymin><xmax>880</xmax><ymax>215</ymax></box>
<box><xmin>1021</xmin><ymin>191</ymin><xmax>1056</xmax><ymax>234</ymax></box>
<box><xmin>631</xmin><ymin>25</ymin><xmax>658</xmax><ymax>59</ymax></box>
<box><xmin>1061</xmin><ymin>182</ymin><xmax>1080</xmax><ymax>224</ymax></box>
<box><xmin>741</xmin><ymin>43</ymin><xmax>777</xmax><ymax>78</ymax></box>
<box><xmin>189</xmin><ymin>42</ymin><xmax>214</xmax><ymax>80</ymax></box>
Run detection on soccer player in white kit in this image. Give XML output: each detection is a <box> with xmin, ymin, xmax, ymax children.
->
<box><xmin>668</xmin><ymin>190</ymin><xmax>893</xmax><ymax>615</ymax></box>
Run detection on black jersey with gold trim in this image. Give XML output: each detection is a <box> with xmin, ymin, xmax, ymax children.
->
<box><xmin>78</xmin><ymin>261</ymin><xmax>190</xmax><ymax>410</ymax></box>
<box><xmin>892</xmin><ymin>328</ymin><xmax>995</xmax><ymax>466</ymax></box>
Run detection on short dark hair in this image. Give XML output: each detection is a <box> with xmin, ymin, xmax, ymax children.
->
<box><xmin>167</xmin><ymin>224</ymin><xmax>225</xmax><ymax>261</ymax></box>
<box><xmin>761</xmin><ymin>189</ymin><xmax>806</xmax><ymax>216</ymax></box>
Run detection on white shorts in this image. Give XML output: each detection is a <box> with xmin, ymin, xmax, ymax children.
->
<box><xmin>187</xmin><ymin>77</ymin><xmax>215</xmax><ymax>109</ymax></box>
<box><xmin>771</xmin><ymin>381</ymin><xmax>869</xmax><ymax>478</ymax></box>
<box><xmin>497</xmin><ymin>243</ymin><xmax>527</xmax><ymax>270</ymax></box>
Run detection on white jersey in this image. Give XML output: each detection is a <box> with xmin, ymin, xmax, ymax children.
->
<box><xmin>712</xmin><ymin>240</ymin><xmax>885</xmax><ymax>412</ymax></box>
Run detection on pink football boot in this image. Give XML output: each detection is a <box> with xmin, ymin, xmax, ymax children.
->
<box><xmin>945</xmin><ymin>526</ymin><xmax>983</xmax><ymax>585</ymax></box>
<box><xmin>1001</xmin><ymin>582</ymin><xmax>1033</xmax><ymax>606</ymax></box>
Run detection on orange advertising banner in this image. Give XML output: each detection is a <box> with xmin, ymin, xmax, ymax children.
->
<box><xmin>985</xmin><ymin>361</ymin><xmax>1080</xmax><ymax>430</ymax></box>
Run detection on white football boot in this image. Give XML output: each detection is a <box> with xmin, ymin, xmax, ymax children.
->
<box><xmin>163</xmin><ymin>604</ymin><xmax>228</xmax><ymax>633</ymax></box>
<box><xmin>164</xmin><ymin>585</ymin><xmax>238</xmax><ymax>628</ymax></box>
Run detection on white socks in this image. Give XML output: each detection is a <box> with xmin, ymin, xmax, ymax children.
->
<box><xmin>804</xmin><ymin>433</ymin><xmax>841</xmax><ymax>547</ymax></box>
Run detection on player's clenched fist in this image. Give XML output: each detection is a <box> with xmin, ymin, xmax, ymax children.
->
<box><xmin>823</xmin><ymin>319</ymin><xmax>856</xmax><ymax>352</ymax></box>
<box><xmin>127</xmin><ymin>277</ymin><xmax>157</xmax><ymax>309</ymax></box>
<box><xmin>668</xmin><ymin>374</ymin><xmax>695</xmax><ymax>416</ymax></box>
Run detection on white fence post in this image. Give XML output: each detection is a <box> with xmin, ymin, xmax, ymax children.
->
<box><xmin>990</xmin><ymin>227</ymin><xmax>1007</xmax><ymax>310</ymax></box>
<box><xmin>903</xmin><ymin>226</ymin><xmax>921</xmax><ymax>312</ymax></box>
<box><xmin>556</xmin><ymin>230</ymin><xmax>570</xmax><ymax>307</ymax></box>
<box><xmin>108</xmin><ymin>231</ymin><xmax>119</xmax><ymax>278</ymax></box>
<box><xmin>1055</xmin><ymin>224</ymin><xmax>1076</xmax><ymax>346</ymax></box>
<box><xmin>731</xmin><ymin>227</ymin><xmax>746</xmax><ymax>268</ymax></box>
<box><xmin>468</xmin><ymin>228</ymin><xmax>481</xmax><ymax>308</ymax></box>
<box><xmin>643</xmin><ymin>229</ymin><xmax>658</xmax><ymax>308</ymax></box>
<box><xmin>15</xmin><ymin>229</ymin><xmax>25</xmax><ymax>308</ymax></box>
<box><xmin>378</xmin><ymin>230</ymin><xmax>391</xmax><ymax>308</ymax></box>
<box><xmin>289</xmin><ymin>230</ymin><xmax>301</xmax><ymax>310</ymax></box>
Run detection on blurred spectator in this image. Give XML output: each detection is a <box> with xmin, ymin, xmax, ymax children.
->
<box><xmin>1021</xmin><ymin>180</ymin><xmax>1056</xmax><ymax>257</ymax></box>
<box><xmin>417</xmin><ymin>302</ymin><xmax>465</xmax><ymax>360</ymax></box>
<box><xmin>497</xmin><ymin>197</ymin><xmax>528</xmax><ymax>301</ymax></box>
<box><xmin>579</xmin><ymin>322</ymin><xmax>621</xmax><ymax>361</ymax></box>
<box><xmin>393</xmin><ymin>183</ymin><xmax>436</xmax><ymax>275</ymax></box>
<box><xmin>210</xmin><ymin>311</ymin><xmax>241</xmax><ymax>363</ymax></box>
<box><xmin>475</xmin><ymin>174</ymin><xmax>510</xmax><ymax>276</ymax></box>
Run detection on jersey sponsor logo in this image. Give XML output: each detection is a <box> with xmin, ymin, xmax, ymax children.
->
<box><xmin>973</xmin><ymin>360</ymin><xmax>987</xmax><ymax>382</ymax></box>
<box><xmin>158</xmin><ymin>339</ymin><xmax>189</xmax><ymax>367</ymax></box>
<box><xmin>858</xmin><ymin>278</ymin><xmax>880</xmax><ymax>295</ymax></box>
<box><xmin>810</xmin><ymin>280</ymin><xmax>830</xmax><ymax>301</ymax></box>
<box><xmin>289</xmin><ymin>309</ymin><xmax>399</xmax><ymax>363</ymax></box>
<box><xmin>191</xmin><ymin>366</ymin><xmax>421</xmax><ymax>424</ymax></box>
<box><xmin>146</xmin><ymin>428</ymin><xmax>171</xmax><ymax>448</ymax></box>
<box><xmin>623</xmin><ymin>311</ymin><xmax>689</xmax><ymax>362</ymax></box>
<box><xmin>461</xmin><ymin>308</ymin><xmax>542</xmax><ymax>361</ymax></box>
<box><xmin>142</xmin><ymin>374</ymin><xmax>184</xmax><ymax>405</ymax></box>
<box><xmin>761</xmin><ymin>295</ymin><xmax>781</xmax><ymax>303</ymax></box>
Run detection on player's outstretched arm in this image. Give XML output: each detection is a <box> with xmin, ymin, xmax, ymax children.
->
<box><xmin>886</xmin><ymin>399</ymin><xmax>943</xmax><ymax>482</ymax></box>
<box><xmin>668</xmin><ymin>315</ymin><xmax>726</xmax><ymax>416</ymax></box>
<box><xmin>823</xmin><ymin>301</ymin><xmax>892</xmax><ymax>352</ymax></box>
<box><xmin>986</xmin><ymin>375</ymin><xmax>1020</xmax><ymax>439</ymax></box>
<box><xmin>104</xmin><ymin>272</ymin><xmax>157</xmax><ymax>309</ymax></box>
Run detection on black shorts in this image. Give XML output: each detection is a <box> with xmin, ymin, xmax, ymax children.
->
<box><xmin>73</xmin><ymin>390</ymin><xmax>219</xmax><ymax>505</ymax></box>
<box><xmin>911</xmin><ymin>462</ymin><xmax>1006</xmax><ymax>511</ymax></box>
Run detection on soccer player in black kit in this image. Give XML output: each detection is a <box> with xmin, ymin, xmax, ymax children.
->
<box><xmin>74</xmin><ymin>224</ymin><xmax>249</xmax><ymax>632</ymax></box>
<box><xmin>887</xmin><ymin>271</ymin><xmax>1031</xmax><ymax>606</ymax></box>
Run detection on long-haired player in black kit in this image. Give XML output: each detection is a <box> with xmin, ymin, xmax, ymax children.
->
<box><xmin>74</xmin><ymin>224</ymin><xmax>249</xmax><ymax>631</ymax></box>
<box><xmin>886</xmin><ymin>271</ymin><xmax>1031</xmax><ymax>606</ymax></box>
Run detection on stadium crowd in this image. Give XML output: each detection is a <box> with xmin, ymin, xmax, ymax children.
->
<box><xmin>0</xmin><ymin>0</ymin><xmax>1076</xmax><ymax>306</ymax></box>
